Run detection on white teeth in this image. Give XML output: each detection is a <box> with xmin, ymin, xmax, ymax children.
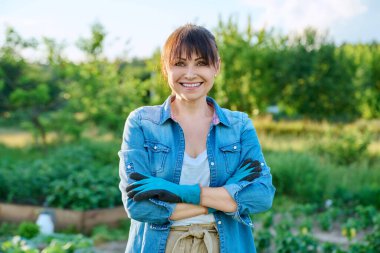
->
<box><xmin>181</xmin><ymin>83</ymin><xmax>201</xmax><ymax>87</ymax></box>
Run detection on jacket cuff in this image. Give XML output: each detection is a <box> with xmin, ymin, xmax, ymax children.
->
<box><xmin>223</xmin><ymin>182</ymin><xmax>254</xmax><ymax>228</ymax></box>
<box><xmin>148</xmin><ymin>198</ymin><xmax>176</xmax><ymax>230</ymax></box>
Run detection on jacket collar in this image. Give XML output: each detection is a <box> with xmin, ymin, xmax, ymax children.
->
<box><xmin>159</xmin><ymin>95</ymin><xmax>231</xmax><ymax>127</ymax></box>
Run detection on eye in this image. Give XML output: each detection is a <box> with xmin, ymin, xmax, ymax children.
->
<box><xmin>196</xmin><ymin>61</ymin><xmax>208</xmax><ymax>66</ymax></box>
<box><xmin>174</xmin><ymin>61</ymin><xmax>185</xmax><ymax>67</ymax></box>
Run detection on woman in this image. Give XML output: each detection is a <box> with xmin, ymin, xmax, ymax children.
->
<box><xmin>118</xmin><ymin>24</ymin><xmax>275</xmax><ymax>253</ymax></box>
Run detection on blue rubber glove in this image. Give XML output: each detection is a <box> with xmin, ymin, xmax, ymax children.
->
<box><xmin>126</xmin><ymin>172</ymin><xmax>201</xmax><ymax>204</ymax></box>
<box><xmin>226</xmin><ymin>159</ymin><xmax>262</xmax><ymax>184</ymax></box>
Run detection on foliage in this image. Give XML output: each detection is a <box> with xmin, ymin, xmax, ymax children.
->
<box><xmin>317</xmin><ymin>211</ymin><xmax>333</xmax><ymax>231</ymax></box>
<box><xmin>90</xmin><ymin>219</ymin><xmax>131</xmax><ymax>245</ymax></box>
<box><xmin>314</xmin><ymin>125</ymin><xmax>372</xmax><ymax>165</ymax></box>
<box><xmin>275</xmin><ymin>232</ymin><xmax>319</xmax><ymax>253</ymax></box>
<box><xmin>1</xmin><ymin>234</ymin><xmax>93</xmax><ymax>253</ymax></box>
<box><xmin>17</xmin><ymin>223</ymin><xmax>39</xmax><ymax>239</ymax></box>
<box><xmin>0</xmin><ymin>28</ymin><xmax>64</xmax><ymax>145</ymax></box>
<box><xmin>1</xmin><ymin>19</ymin><xmax>379</xmax><ymax>144</ymax></box>
<box><xmin>0</xmin><ymin>223</ymin><xmax>18</xmax><ymax>237</ymax></box>
<box><xmin>252</xmin><ymin>203</ymin><xmax>380</xmax><ymax>252</ymax></box>
<box><xmin>255</xmin><ymin>229</ymin><xmax>272</xmax><ymax>252</ymax></box>
<box><xmin>268</xmin><ymin>151</ymin><xmax>329</xmax><ymax>203</ymax></box>
<box><xmin>0</xmin><ymin>140</ymin><xmax>121</xmax><ymax>210</ymax></box>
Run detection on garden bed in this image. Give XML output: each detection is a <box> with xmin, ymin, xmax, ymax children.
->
<box><xmin>0</xmin><ymin>203</ymin><xmax>127</xmax><ymax>233</ymax></box>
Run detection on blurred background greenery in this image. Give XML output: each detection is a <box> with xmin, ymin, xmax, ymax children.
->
<box><xmin>0</xmin><ymin>17</ymin><xmax>379</xmax><ymax>252</ymax></box>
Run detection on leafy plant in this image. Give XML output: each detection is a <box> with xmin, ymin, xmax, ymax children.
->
<box><xmin>276</xmin><ymin>233</ymin><xmax>319</xmax><ymax>253</ymax></box>
<box><xmin>17</xmin><ymin>222</ymin><xmax>39</xmax><ymax>239</ymax></box>
<box><xmin>90</xmin><ymin>219</ymin><xmax>130</xmax><ymax>245</ymax></box>
<box><xmin>0</xmin><ymin>140</ymin><xmax>121</xmax><ymax>210</ymax></box>
<box><xmin>0</xmin><ymin>223</ymin><xmax>18</xmax><ymax>237</ymax></box>
<box><xmin>1</xmin><ymin>234</ymin><xmax>94</xmax><ymax>253</ymax></box>
<box><xmin>354</xmin><ymin>205</ymin><xmax>377</xmax><ymax>229</ymax></box>
<box><xmin>255</xmin><ymin>229</ymin><xmax>272</xmax><ymax>252</ymax></box>
<box><xmin>341</xmin><ymin>218</ymin><xmax>359</xmax><ymax>241</ymax></box>
<box><xmin>317</xmin><ymin>212</ymin><xmax>333</xmax><ymax>231</ymax></box>
<box><xmin>315</xmin><ymin>126</ymin><xmax>372</xmax><ymax>165</ymax></box>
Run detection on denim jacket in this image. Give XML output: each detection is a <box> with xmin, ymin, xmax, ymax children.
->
<box><xmin>118</xmin><ymin>96</ymin><xmax>275</xmax><ymax>253</ymax></box>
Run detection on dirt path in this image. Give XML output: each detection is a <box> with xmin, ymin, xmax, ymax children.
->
<box><xmin>95</xmin><ymin>241</ymin><xmax>127</xmax><ymax>253</ymax></box>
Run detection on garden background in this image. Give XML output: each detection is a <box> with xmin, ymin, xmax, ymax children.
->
<box><xmin>0</xmin><ymin>15</ymin><xmax>380</xmax><ymax>253</ymax></box>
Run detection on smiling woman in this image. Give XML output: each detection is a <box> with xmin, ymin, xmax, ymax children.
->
<box><xmin>161</xmin><ymin>25</ymin><xmax>220</xmax><ymax>104</ymax></box>
<box><xmin>118</xmin><ymin>24</ymin><xmax>275</xmax><ymax>253</ymax></box>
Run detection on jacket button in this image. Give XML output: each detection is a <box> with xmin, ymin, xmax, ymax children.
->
<box><xmin>261</xmin><ymin>162</ymin><xmax>264</xmax><ymax>166</ymax></box>
<box><xmin>233</xmin><ymin>146</ymin><xmax>237</xmax><ymax>150</ymax></box>
<box><xmin>127</xmin><ymin>165</ymin><xmax>131</xmax><ymax>169</ymax></box>
<box><xmin>217</xmin><ymin>221</ymin><xmax>222</xmax><ymax>224</ymax></box>
<box><xmin>210</xmin><ymin>162</ymin><xmax>215</xmax><ymax>166</ymax></box>
<box><xmin>154</xmin><ymin>146</ymin><xmax>157</xmax><ymax>150</ymax></box>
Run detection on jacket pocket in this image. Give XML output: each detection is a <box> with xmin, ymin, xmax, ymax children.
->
<box><xmin>220</xmin><ymin>142</ymin><xmax>241</xmax><ymax>174</ymax></box>
<box><xmin>144</xmin><ymin>141</ymin><xmax>170</xmax><ymax>174</ymax></box>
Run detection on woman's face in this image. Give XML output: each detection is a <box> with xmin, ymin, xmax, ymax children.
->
<box><xmin>165</xmin><ymin>52</ymin><xmax>220</xmax><ymax>103</ymax></box>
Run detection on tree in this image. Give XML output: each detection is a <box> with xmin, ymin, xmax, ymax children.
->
<box><xmin>0</xmin><ymin>27</ymin><xmax>64</xmax><ymax>145</ymax></box>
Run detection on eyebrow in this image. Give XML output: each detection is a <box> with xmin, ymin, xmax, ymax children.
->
<box><xmin>177</xmin><ymin>57</ymin><xmax>205</xmax><ymax>61</ymax></box>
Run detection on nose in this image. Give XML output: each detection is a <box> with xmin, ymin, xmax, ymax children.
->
<box><xmin>184</xmin><ymin>66</ymin><xmax>196</xmax><ymax>79</ymax></box>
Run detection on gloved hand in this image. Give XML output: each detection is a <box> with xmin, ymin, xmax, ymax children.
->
<box><xmin>226</xmin><ymin>159</ymin><xmax>262</xmax><ymax>184</ymax></box>
<box><xmin>126</xmin><ymin>172</ymin><xmax>201</xmax><ymax>204</ymax></box>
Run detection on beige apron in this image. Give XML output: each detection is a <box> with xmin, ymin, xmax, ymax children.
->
<box><xmin>165</xmin><ymin>223</ymin><xmax>220</xmax><ymax>253</ymax></box>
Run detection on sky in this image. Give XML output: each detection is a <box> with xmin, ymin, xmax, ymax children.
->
<box><xmin>0</xmin><ymin>0</ymin><xmax>379</xmax><ymax>61</ymax></box>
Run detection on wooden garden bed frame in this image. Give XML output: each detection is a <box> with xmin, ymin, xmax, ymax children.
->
<box><xmin>0</xmin><ymin>203</ymin><xmax>127</xmax><ymax>233</ymax></box>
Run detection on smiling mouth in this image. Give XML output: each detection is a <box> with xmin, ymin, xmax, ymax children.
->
<box><xmin>180</xmin><ymin>82</ymin><xmax>203</xmax><ymax>88</ymax></box>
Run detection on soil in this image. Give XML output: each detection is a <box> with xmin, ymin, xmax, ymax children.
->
<box><xmin>95</xmin><ymin>241</ymin><xmax>127</xmax><ymax>253</ymax></box>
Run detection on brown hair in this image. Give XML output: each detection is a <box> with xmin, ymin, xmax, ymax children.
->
<box><xmin>161</xmin><ymin>24</ymin><xmax>219</xmax><ymax>78</ymax></box>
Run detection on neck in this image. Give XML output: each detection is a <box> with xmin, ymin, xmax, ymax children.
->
<box><xmin>171</xmin><ymin>96</ymin><xmax>212</xmax><ymax>119</ymax></box>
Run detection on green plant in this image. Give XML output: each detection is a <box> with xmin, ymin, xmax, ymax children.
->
<box><xmin>355</xmin><ymin>205</ymin><xmax>377</xmax><ymax>229</ymax></box>
<box><xmin>91</xmin><ymin>219</ymin><xmax>130</xmax><ymax>244</ymax></box>
<box><xmin>260</xmin><ymin>210</ymin><xmax>274</xmax><ymax>228</ymax></box>
<box><xmin>268</xmin><ymin>151</ymin><xmax>329</xmax><ymax>203</ymax></box>
<box><xmin>0</xmin><ymin>222</ymin><xmax>18</xmax><ymax>237</ymax></box>
<box><xmin>290</xmin><ymin>203</ymin><xmax>318</xmax><ymax>219</ymax></box>
<box><xmin>359</xmin><ymin>213</ymin><xmax>380</xmax><ymax>253</ymax></box>
<box><xmin>299</xmin><ymin>218</ymin><xmax>313</xmax><ymax>234</ymax></box>
<box><xmin>317</xmin><ymin>212</ymin><xmax>333</xmax><ymax>231</ymax></box>
<box><xmin>0</xmin><ymin>140</ymin><xmax>121</xmax><ymax>210</ymax></box>
<box><xmin>1</xmin><ymin>233</ymin><xmax>94</xmax><ymax>253</ymax></box>
<box><xmin>17</xmin><ymin>222</ymin><xmax>39</xmax><ymax>239</ymax></box>
<box><xmin>1</xmin><ymin>236</ymin><xmax>39</xmax><ymax>253</ymax></box>
<box><xmin>321</xmin><ymin>242</ymin><xmax>345</xmax><ymax>253</ymax></box>
<box><xmin>255</xmin><ymin>229</ymin><xmax>271</xmax><ymax>252</ymax></box>
<box><xmin>316</xmin><ymin>126</ymin><xmax>372</xmax><ymax>165</ymax></box>
<box><xmin>341</xmin><ymin>218</ymin><xmax>359</xmax><ymax>241</ymax></box>
<box><xmin>275</xmin><ymin>233</ymin><xmax>319</xmax><ymax>253</ymax></box>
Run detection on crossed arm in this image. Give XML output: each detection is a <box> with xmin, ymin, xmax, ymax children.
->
<box><xmin>170</xmin><ymin>187</ymin><xmax>237</xmax><ymax>220</ymax></box>
<box><xmin>121</xmin><ymin>110</ymin><xmax>273</xmax><ymax>224</ymax></box>
<box><xmin>125</xmin><ymin>159</ymin><xmax>262</xmax><ymax>220</ymax></box>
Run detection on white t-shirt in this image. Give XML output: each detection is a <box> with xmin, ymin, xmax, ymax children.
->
<box><xmin>171</xmin><ymin>150</ymin><xmax>216</xmax><ymax>226</ymax></box>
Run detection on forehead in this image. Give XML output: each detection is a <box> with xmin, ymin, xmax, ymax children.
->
<box><xmin>176</xmin><ymin>52</ymin><xmax>204</xmax><ymax>60</ymax></box>
<box><xmin>169</xmin><ymin>46</ymin><xmax>211</xmax><ymax>64</ymax></box>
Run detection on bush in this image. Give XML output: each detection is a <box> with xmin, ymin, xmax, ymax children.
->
<box><xmin>315</xmin><ymin>126</ymin><xmax>372</xmax><ymax>165</ymax></box>
<box><xmin>268</xmin><ymin>149</ymin><xmax>380</xmax><ymax>208</ymax></box>
<box><xmin>255</xmin><ymin>229</ymin><xmax>272</xmax><ymax>252</ymax></box>
<box><xmin>0</xmin><ymin>223</ymin><xmax>18</xmax><ymax>237</ymax></box>
<box><xmin>268</xmin><ymin>151</ymin><xmax>329</xmax><ymax>203</ymax></box>
<box><xmin>0</xmin><ymin>139</ymin><xmax>121</xmax><ymax>210</ymax></box>
<box><xmin>17</xmin><ymin>222</ymin><xmax>39</xmax><ymax>239</ymax></box>
<box><xmin>275</xmin><ymin>232</ymin><xmax>319</xmax><ymax>253</ymax></box>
